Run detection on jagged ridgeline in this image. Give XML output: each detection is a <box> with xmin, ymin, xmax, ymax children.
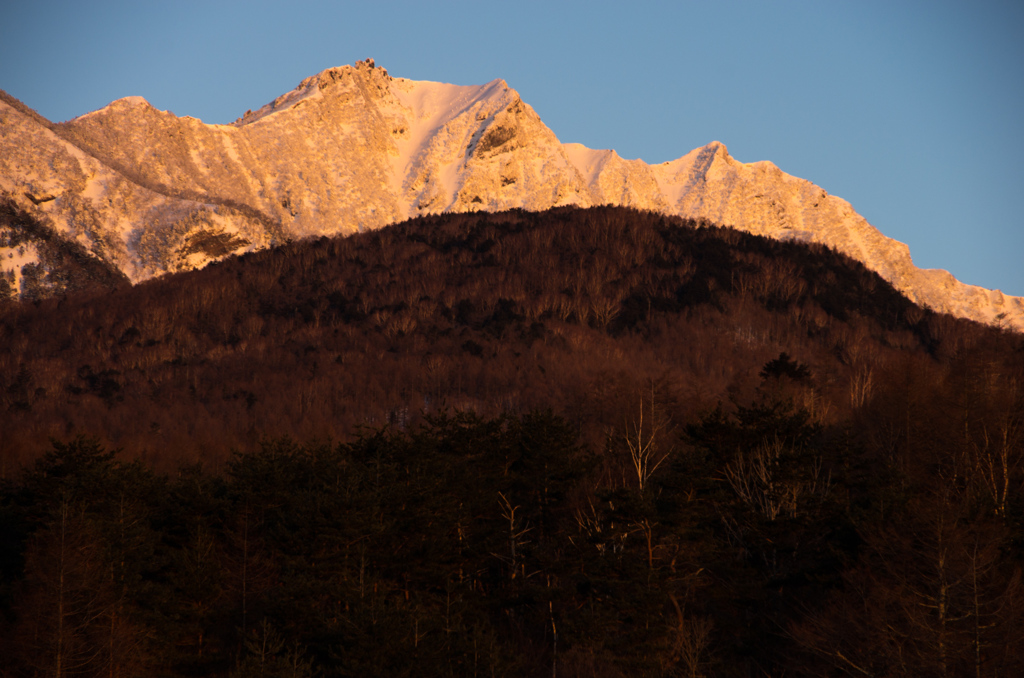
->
<box><xmin>2</xmin><ymin>206</ymin><xmax>1024</xmax><ymax>677</ymax></box>
<box><xmin>3</xmin><ymin>61</ymin><xmax>1023</xmax><ymax>329</ymax></box>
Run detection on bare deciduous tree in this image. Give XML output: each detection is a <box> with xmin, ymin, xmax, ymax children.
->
<box><xmin>667</xmin><ymin>593</ymin><xmax>714</xmax><ymax>678</ymax></box>
<box><xmin>624</xmin><ymin>389</ymin><xmax>670</xmax><ymax>495</ymax></box>
<box><xmin>724</xmin><ymin>436</ymin><xmax>831</xmax><ymax>521</ymax></box>
<box><xmin>494</xmin><ymin>492</ymin><xmax>532</xmax><ymax>582</ymax></box>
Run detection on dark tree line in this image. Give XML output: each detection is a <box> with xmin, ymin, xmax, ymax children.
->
<box><xmin>2</xmin><ymin>385</ymin><xmax>1023</xmax><ymax>676</ymax></box>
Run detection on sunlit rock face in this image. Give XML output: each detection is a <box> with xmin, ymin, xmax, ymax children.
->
<box><xmin>2</xmin><ymin>60</ymin><xmax>1022</xmax><ymax>330</ymax></box>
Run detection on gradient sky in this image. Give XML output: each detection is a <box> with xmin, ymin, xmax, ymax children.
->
<box><xmin>2</xmin><ymin>0</ymin><xmax>1022</xmax><ymax>296</ymax></box>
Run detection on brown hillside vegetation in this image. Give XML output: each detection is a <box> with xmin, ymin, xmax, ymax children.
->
<box><xmin>2</xmin><ymin>206</ymin><xmax>1024</xmax><ymax>676</ymax></box>
<box><xmin>0</xmin><ymin>205</ymin><xmax>1020</xmax><ymax>469</ymax></box>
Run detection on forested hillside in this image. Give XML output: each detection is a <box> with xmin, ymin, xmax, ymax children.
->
<box><xmin>1</xmin><ymin>206</ymin><xmax>1023</xmax><ymax>676</ymax></box>
<box><xmin>0</xmin><ymin>206</ymin><xmax>977</xmax><ymax>467</ymax></box>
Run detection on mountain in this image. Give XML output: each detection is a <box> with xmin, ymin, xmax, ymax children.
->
<box><xmin>2</xmin><ymin>60</ymin><xmax>1022</xmax><ymax>329</ymax></box>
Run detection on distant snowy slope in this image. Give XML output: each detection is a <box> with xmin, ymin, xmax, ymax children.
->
<box><xmin>0</xmin><ymin>95</ymin><xmax>268</xmax><ymax>296</ymax></box>
<box><xmin>636</xmin><ymin>141</ymin><xmax>1024</xmax><ymax>328</ymax></box>
<box><xmin>53</xmin><ymin>61</ymin><xmax>588</xmax><ymax>239</ymax></box>
<box><xmin>3</xmin><ymin>60</ymin><xmax>1021</xmax><ymax>330</ymax></box>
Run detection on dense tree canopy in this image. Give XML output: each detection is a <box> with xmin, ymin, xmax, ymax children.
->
<box><xmin>2</xmin><ymin>206</ymin><xmax>1023</xmax><ymax>676</ymax></box>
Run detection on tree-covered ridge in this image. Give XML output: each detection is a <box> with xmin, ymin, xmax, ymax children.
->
<box><xmin>0</xmin><ymin>206</ymin><xmax>984</xmax><ymax>468</ymax></box>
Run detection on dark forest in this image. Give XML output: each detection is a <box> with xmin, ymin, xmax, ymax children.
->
<box><xmin>2</xmin><ymin>206</ymin><xmax>1023</xmax><ymax>676</ymax></box>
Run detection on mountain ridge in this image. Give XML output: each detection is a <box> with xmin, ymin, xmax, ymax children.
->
<box><xmin>2</xmin><ymin>60</ymin><xmax>1022</xmax><ymax>330</ymax></box>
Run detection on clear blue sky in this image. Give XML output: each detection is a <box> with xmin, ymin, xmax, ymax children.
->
<box><xmin>3</xmin><ymin>1</ymin><xmax>1022</xmax><ymax>296</ymax></box>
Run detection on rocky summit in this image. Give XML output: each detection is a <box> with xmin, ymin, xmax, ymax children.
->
<box><xmin>2</xmin><ymin>60</ymin><xmax>1022</xmax><ymax>330</ymax></box>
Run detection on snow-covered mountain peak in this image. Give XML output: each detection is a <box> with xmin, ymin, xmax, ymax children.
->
<box><xmin>2</xmin><ymin>63</ymin><xmax>1022</xmax><ymax>331</ymax></box>
<box><xmin>109</xmin><ymin>95</ymin><xmax>151</xmax><ymax>109</ymax></box>
<box><xmin>73</xmin><ymin>95</ymin><xmax>154</xmax><ymax>122</ymax></box>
